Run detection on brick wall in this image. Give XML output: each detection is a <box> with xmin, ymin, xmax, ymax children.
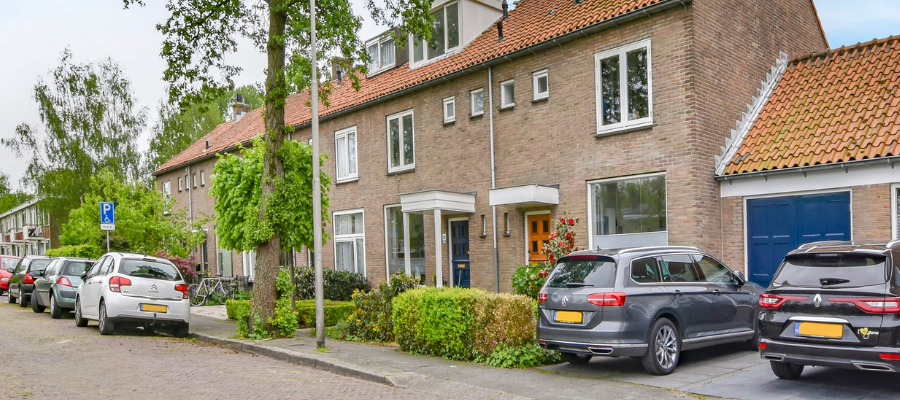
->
<box><xmin>852</xmin><ymin>184</ymin><xmax>892</xmax><ymax>244</ymax></box>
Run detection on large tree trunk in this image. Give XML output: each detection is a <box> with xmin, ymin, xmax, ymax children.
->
<box><xmin>250</xmin><ymin>3</ymin><xmax>288</xmax><ymax>331</ymax></box>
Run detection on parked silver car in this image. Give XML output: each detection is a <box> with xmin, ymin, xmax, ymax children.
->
<box><xmin>74</xmin><ymin>253</ymin><xmax>190</xmax><ymax>337</ymax></box>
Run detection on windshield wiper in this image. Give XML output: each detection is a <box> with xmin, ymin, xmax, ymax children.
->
<box><xmin>564</xmin><ymin>282</ymin><xmax>593</xmax><ymax>288</ymax></box>
<box><xmin>820</xmin><ymin>277</ymin><xmax>850</xmax><ymax>286</ymax></box>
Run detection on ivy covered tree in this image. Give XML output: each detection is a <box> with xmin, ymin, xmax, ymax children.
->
<box><xmin>123</xmin><ymin>0</ymin><xmax>435</xmax><ymax>333</ymax></box>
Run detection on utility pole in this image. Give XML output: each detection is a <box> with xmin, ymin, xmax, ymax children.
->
<box><xmin>311</xmin><ymin>0</ymin><xmax>325</xmax><ymax>349</ymax></box>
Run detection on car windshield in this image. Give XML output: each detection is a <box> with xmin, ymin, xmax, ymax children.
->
<box><xmin>773</xmin><ymin>253</ymin><xmax>887</xmax><ymax>288</ymax></box>
<box><xmin>119</xmin><ymin>259</ymin><xmax>181</xmax><ymax>281</ymax></box>
<box><xmin>546</xmin><ymin>257</ymin><xmax>617</xmax><ymax>288</ymax></box>
<box><xmin>63</xmin><ymin>261</ymin><xmax>94</xmax><ymax>276</ymax></box>
<box><xmin>30</xmin><ymin>259</ymin><xmax>51</xmax><ymax>271</ymax></box>
<box><xmin>1</xmin><ymin>258</ymin><xmax>18</xmax><ymax>269</ymax></box>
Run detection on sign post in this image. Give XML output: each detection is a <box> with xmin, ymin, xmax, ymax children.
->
<box><xmin>100</xmin><ymin>202</ymin><xmax>115</xmax><ymax>252</ymax></box>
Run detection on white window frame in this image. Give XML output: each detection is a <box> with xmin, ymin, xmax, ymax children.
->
<box><xmin>383</xmin><ymin>204</ymin><xmax>420</xmax><ymax>282</ymax></box>
<box><xmin>443</xmin><ymin>97</ymin><xmax>456</xmax><ymax>123</ymax></box>
<box><xmin>386</xmin><ymin>109</ymin><xmax>415</xmax><ymax>173</ymax></box>
<box><xmin>333</xmin><ymin>209</ymin><xmax>366</xmax><ymax>277</ymax></box>
<box><xmin>889</xmin><ymin>183</ymin><xmax>900</xmax><ymax>240</ymax></box>
<box><xmin>409</xmin><ymin>1</ymin><xmax>461</xmax><ymax>68</ymax></box>
<box><xmin>532</xmin><ymin>69</ymin><xmax>549</xmax><ymax>100</ymax></box>
<box><xmin>470</xmin><ymin>88</ymin><xmax>484</xmax><ymax>116</ymax></box>
<box><xmin>178</xmin><ymin>177</ymin><xmax>183</xmax><ymax>192</ymax></box>
<box><xmin>366</xmin><ymin>35</ymin><xmax>396</xmax><ymax>76</ymax></box>
<box><xmin>192</xmin><ymin>173</ymin><xmax>197</xmax><ymax>188</ymax></box>
<box><xmin>200</xmin><ymin>170</ymin><xmax>206</xmax><ymax>186</ymax></box>
<box><xmin>334</xmin><ymin>126</ymin><xmax>359</xmax><ymax>183</ymax></box>
<box><xmin>586</xmin><ymin>172</ymin><xmax>668</xmax><ymax>250</ymax></box>
<box><xmin>162</xmin><ymin>181</ymin><xmax>171</xmax><ymax>198</ymax></box>
<box><xmin>500</xmin><ymin>79</ymin><xmax>515</xmax><ymax>108</ymax></box>
<box><xmin>594</xmin><ymin>38</ymin><xmax>653</xmax><ymax>135</ymax></box>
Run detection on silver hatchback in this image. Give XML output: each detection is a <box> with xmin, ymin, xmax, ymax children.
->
<box><xmin>74</xmin><ymin>253</ymin><xmax>190</xmax><ymax>337</ymax></box>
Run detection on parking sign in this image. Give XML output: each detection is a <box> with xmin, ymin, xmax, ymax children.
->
<box><xmin>100</xmin><ymin>201</ymin><xmax>115</xmax><ymax>231</ymax></box>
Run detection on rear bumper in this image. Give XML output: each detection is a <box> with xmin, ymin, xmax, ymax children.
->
<box><xmin>104</xmin><ymin>294</ymin><xmax>190</xmax><ymax>326</ymax></box>
<box><xmin>761</xmin><ymin>338</ymin><xmax>900</xmax><ymax>372</ymax></box>
<box><xmin>539</xmin><ymin>338</ymin><xmax>648</xmax><ymax>357</ymax></box>
<box><xmin>53</xmin><ymin>286</ymin><xmax>77</xmax><ymax>309</ymax></box>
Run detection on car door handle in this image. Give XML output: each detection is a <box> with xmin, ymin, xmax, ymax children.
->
<box><xmin>712</xmin><ymin>290</ymin><xmax>721</xmax><ymax>296</ymax></box>
<box><xmin>673</xmin><ymin>290</ymin><xmax>682</xmax><ymax>297</ymax></box>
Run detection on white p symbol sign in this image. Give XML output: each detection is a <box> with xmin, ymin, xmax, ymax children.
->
<box><xmin>102</xmin><ymin>203</ymin><xmax>112</xmax><ymax>223</ymax></box>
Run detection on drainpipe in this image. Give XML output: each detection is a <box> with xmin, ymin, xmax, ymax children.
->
<box><xmin>187</xmin><ymin>165</ymin><xmax>193</xmax><ymax>224</ymax></box>
<box><xmin>488</xmin><ymin>66</ymin><xmax>500</xmax><ymax>293</ymax></box>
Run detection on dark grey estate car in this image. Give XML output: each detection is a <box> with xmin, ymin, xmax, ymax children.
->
<box><xmin>537</xmin><ymin>246</ymin><xmax>762</xmax><ymax>375</ymax></box>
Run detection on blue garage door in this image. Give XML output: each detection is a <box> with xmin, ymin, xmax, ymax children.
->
<box><xmin>746</xmin><ymin>192</ymin><xmax>851</xmax><ymax>287</ymax></box>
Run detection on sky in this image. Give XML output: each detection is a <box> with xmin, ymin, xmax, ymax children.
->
<box><xmin>0</xmin><ymin>0</ymin><xmax>898</xmax><ymax>191</ymax></box>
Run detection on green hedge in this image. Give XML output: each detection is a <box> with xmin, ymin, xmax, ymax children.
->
<box><xmin>226</xmin><ymin>298</ymin><xmax>353</xmax><ymax>328</ymax></box>
<box><xmin>226</xmin><ymin>299</ymin><xmax>250</xmax><ymax>320</ymax></box>
<box><xmin>292</xmin><ymin>267</ymin><xmax>370</xmax><ymax>301</ymax></box>
<box><xmin>45</xmin><ymin>244</ymin><xmax>103</xmax><ymax>259</ymax></box>
<box><xmin>392</xmin><ymin>288</ymin><xmax>535</xmax><ymax>360</ymax></box>
<box><xmin>345</xmin><ymin>273</ymin><xmax>420</xmax><ymax>342</ymax></box>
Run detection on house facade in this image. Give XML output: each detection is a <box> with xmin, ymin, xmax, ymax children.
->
<box><xmin>154</xmin><ymin>0</ymin><xmax>827</xmax><ymax>291</ymax></box>
<box><xmin>0</xmin><ymin>199</ymin><xmax>53</xmax><ymax>257</ymax></box>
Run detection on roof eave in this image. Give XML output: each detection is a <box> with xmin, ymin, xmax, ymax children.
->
<box><xmin>715</xmin><ymin>155</ymin><xmax>900</xmax><ymax>182</ymax></box>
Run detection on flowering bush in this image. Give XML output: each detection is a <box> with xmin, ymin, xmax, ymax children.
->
<box><xmin>511</xmin><ymin>213</ymin><xmax>581</xmax><ymax>299</ymax></box>
<box><xmin>511</xmin><ymin>264</ymin><xmax>548</xmax><ymax>299</ymax></box>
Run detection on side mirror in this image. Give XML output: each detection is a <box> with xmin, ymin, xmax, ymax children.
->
<box><xmin>5</xmin><ymin>268</ymin><xmax>13</xmax><ymax>273</ymax></box>
<box><xmin>80</xmin><ymin>271</ymin><xmax>88</xmax><ymax>280</ymax></box>
<box><xmin>732</xmin><ymin>270</ymin><xmax>747</xmax><ymax>286</ymax></box>
<box><xmin>33</xmin><ymin>270</ymin><xmax>44</xmax><ymax>277</ymax></box>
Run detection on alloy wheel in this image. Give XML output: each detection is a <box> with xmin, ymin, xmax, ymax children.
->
<box><xmin>655</xmin><ymin>325</ymin><xmax>678</xmax><ymax>370</ymax></box>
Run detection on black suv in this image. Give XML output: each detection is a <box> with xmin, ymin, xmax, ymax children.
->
<box><xmin>759</xmin><ymin>241</ymin><xmax>900</xmax><ymax>379</ymax></box>
<box><xmin>7</xmin><ymin>255</ymin><xmax>52</xmax><ymax>308</ymax></box>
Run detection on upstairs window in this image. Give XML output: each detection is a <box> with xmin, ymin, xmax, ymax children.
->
<box><xmin>470</xmin><ymin>89</ymin><xmax>484</xmax><ymax>116</ymax></box>
<box><xmin>443</xmin><ymin>97</ymin><xmax>455</xmax><ymax>123</ymax></box>
<box><xmin>335</xmin><ymin>126</ymin><xmax>358</xmax><ymax>182</ymax></box>
<box><xmin>533</xmin><ymin>69</ymin><xmax>549</xmax><ymax>100</ymax></box>
<box><xmin>595</xmin><ymin>39</ymin><xmax>652</xmax><ymax>134</ymax></box>
<box><xmin>500</xmin><ymin>79</ymin><xmax>515</xmax><ymax>109</ymax></box>
<box><xmin>412</xmin><ymin>2</ymin><xmax>460</xmax><ymax>65</ymax></box>
<box><xmin>387</xmin><ymin>110</ymin><xmax>415</xmax><ymax>173</ymax></box>
<box><xmin>192</xmin><ymin>173</ymin><xmax>197</xmax><ymax>188</ymax></box>
<box><xmin>200</xmin><ymin>170</ymin><xmax>206</xmax><ymax>186</ymax></box>
<box><xmin>366</xmin><ymin>36</ymin><xmax>395</xmax><ymax>75</ymax></box>
<box><xmin>178</xmin><ymin>177</ymin><xmax>183</xmax><ymax>192</ymax></box>
<box><xmin>162</xmin><ymin>181</ymin><xmax>171</xmax><ymax>198</ymax></box>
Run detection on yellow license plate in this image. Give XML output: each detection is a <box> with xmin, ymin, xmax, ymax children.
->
<box><xmin>554</xmin><ymin>310</ymin><xmax>583</xmax><ymax>324</ymax></box>
<box><xmin>140</xmin><ymin>304</ymin><xmax>168</xmax><ymax>313</ymax></box>
<box><xmin>797</xmin><ymin>322</ymin><xmax>842</xmax><ymax>338</ymax></box>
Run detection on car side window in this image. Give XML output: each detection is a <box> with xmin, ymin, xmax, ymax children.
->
<box><xmin>693</xmin><ymin>254</ymin><xmax>735</xmax><ymax>284</ymax></box>
<box><xmin>87</xmin><ymin>258</ymin><xmax>104</xmax><ymax>278</ymax></box>
<box><xmin>14</xmin><ymin>258</ymin><xmax>26</xmax><ymax>274</ymax></box>
<box><xmin>631</xmin><ymin>257</ymin><xmax>662</xmax><ymax>283</ymax></box>
<box><xmin>45</xmin><ymin>260</ymin><xmax>59</xmax><ymax>276</ymax></box>
<box><xmin>99</xmin><ymin>258</ymin><xmax>114</xmax><ymax>275</ymax></box>
<box><xmin>659</xmin><ymin>255</ymin><xmax>701</xmax><ymax>283</ymax></box>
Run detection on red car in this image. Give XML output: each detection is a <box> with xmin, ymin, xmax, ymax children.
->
<box><xmin>0</xmin><ymin>255</ymin><xmax>21</xmax><ymax>295</ymax></box>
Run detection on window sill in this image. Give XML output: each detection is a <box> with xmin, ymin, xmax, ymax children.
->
<box><xmin>531</xmin><ymin>97</ymin><xmax>549</xmax><ymax>104</ymax></box>
<box><xmin>469</xmin><ymin>113</ymin><xmax>484</xmax><ymax>119</ymax></box>
<box><xmin>336</xmin><ymin>177</ymin><xmax>359</xmax><ymax>185</ymax></box>
<box><xmin>387</xmin><ymin>167</ymin><xmax>415</xmax><ymax>176</ymax></box>
<box><xmin>499</xmin><ymin>105</ymin><xmax>515</xmax><ymax>112</ymax></box>
<box><xmin>596</xmin><ymin>119</ymin><xmax>654</xmax><ymax>136</ymax></box>
<box><xmin>443</xmin><ymin>120</ymin><xmax>456</xmax><ymax>126</ymax></box>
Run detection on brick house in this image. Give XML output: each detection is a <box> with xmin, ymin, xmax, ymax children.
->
<box><xmin>717</xmin><ymin>36</ymin><xmax>900</xmax><ymax>286</ymax></box>
<box><xmin>154</xmin><ymin>0</ymin><xmax>827</xmax><ymax>291</ymax></box>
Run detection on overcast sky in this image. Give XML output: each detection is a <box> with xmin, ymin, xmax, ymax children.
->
<box><xmin>0</xmin><ymin>0</ymin><xmax>897</xmax><ymax>191</ymax></box>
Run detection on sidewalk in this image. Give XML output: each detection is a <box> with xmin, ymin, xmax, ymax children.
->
<box><xmin>188</xmin><ymin>313</ymin><xmax>696</xmax><ymax>400</ymax></box>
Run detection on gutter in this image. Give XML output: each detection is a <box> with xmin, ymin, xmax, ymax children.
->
<box><xmin>153</xmin><ymin>0</ymin><xmax>689</xmax><ymax>176</ymax></box>
<box><xmin>715</xmin><ymin>156</ymin><xmax>900</xmax><ymax>182</ymax></box>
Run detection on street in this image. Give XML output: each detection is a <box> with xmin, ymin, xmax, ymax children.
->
<box><xmin>0</xmin><ymin>296</ymin><xmax>439</xmax><ymax>400</ymax></box>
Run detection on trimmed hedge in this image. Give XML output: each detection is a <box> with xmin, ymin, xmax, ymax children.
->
<box><xmin>226</xmin><ymin>299</ymin><xmax>250</xmax><ymax>320</ymax></box>
<box><xmin>392</xmin><ymin>288</ymin><xmax>535</xmax><ymax>360</ymax></box>
<box><xmin>345</xmin><ymin>272</ymin><xmax>420</xmax><ymax>342</ymax></box>
<box><xmin>226</xmin><ymin>299</ymin><xmax>353</xmax><ymax>328</ymax></box>
<box><xmin>293</xmin><ymin>267</ymin><xmax>370</xmax><ymax>301</ymax></box>
<box><xmin>45</xmin><ymin>244</ymin><xmax>103</xmax><ymax>259</ymax></box>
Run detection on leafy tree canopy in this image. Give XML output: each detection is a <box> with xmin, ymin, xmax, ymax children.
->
<box><xmin>0</xmin><ymin>172</ymin><xmax>33</xmax><ymax>214</ymax></box>
<box><xmin>60</xmin><ymin>169</ymin><xmax>205</xmax><ymax>257</ymax></box>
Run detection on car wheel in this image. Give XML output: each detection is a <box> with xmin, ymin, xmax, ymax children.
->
<box><xmin>50</xmin><ymin>294</ymin><xmax>62</xmax><ymax>319</ymax></box>
<box><xmin>173</xmin><ymin>323</ymin><xmax>190</xmax><ymax>338</ymax></box>
<box><xmin>98</xmin><ymin>302</ymin><xmax>115</xmax><ymax>335</ymax></box>
<box><xmin>31</xmin><ymin>292</ymin><xmax>45</xmax><ymax>313</ymax></box>
<box><xmin>74</xmin><ymin>298</ymin><xmax>88</xmax><ymax>327</ymax></box>
<box><xmin>7</xmin><ymin>288</ymin><xmax>15</xmax><ymax>303</ymax></box>
<box><xmin>642</xmin><ymin>318</ymin><xmax>680</xmax><ymax>375</ymax></box>
<box><xmin>17</xmin><ymin>287</ymin><xmax>27</xmax><ymax>308</ymax></box>
<box><xmin>560</xmin><ymin>352</ymin><xmax>592</xmax><ymax>365</ymax></box>
<box><xmin>770</xmin><ymin>360</ymin><xmax>804</xmax><ymax>380</ymax></box>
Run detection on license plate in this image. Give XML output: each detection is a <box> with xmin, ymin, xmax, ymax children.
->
<box><xmin>554</xmin><ymin>310</ymin><xmax>583</xmax><ymax>324</ymax></box>
<box><xmin>796</xmin><ymin>322</ymin><xmax>842</xmax><ymax>338</ymax></box>
<box><xmin>140</xmin><ymin>304</ymin><xmax>168</xmax><ymax>313</ymax></box>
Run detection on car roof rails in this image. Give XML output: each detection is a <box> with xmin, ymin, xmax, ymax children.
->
<box><xmin>797</xmin><ymin>240</ymin><xmax>854</xmax><ymax>251</ymax></box>
<box><xmin>617</xmin><ymin>246</ymin><xmax>701</xmax><ymax>255</ymax></box>
<box><xmin>887</xmin><ymin>240</ymin><xmax>900</xmax><ymax>249</ymax></box>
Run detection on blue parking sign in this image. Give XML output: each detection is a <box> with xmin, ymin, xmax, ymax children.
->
<box><xmin>100</xmin><ymin>201</ymin><xmax>115</xmax><ymax>231</ymax></box>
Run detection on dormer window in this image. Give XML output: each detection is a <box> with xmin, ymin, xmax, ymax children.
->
<box><xmin>411</xmin><ymin>2</ymin><xmax>460</xmax><ymax>66</ymax></box>
<box><xmin>366</xmin><ymin>36</ymin><xmax>396</xmax><ymax>75</ymax></box>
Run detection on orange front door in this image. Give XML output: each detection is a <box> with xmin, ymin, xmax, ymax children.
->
<box><xmin>527</xmin><ymin>213</ymin><xmax>551</xmax><ymax>264</ymax></box>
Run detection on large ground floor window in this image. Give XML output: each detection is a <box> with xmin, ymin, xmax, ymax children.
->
<box><xmin>385</xmin><ymin>205</ymin><xmax>425</xmax><ymax>284</ymax></box>
<box><xmin>589</xmin><ymin>173</ymin><xmax>667</xmax><ymax>249</ymax></box>
<box><xmin>334</xmin><ymin>209</ymin><xmax>366</xmax><ymax>276</ymax></box>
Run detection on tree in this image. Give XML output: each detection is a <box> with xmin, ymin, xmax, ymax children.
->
<box><xmin>0</xmin><ymin>172</ymin><xmax>33</xmax><ymax>214</ymax></box>
<box><xmin>60</xmin><ymin>170</ymin><xmax>205</xmax><ymax>257</ymax></box>
<box><xmin>124</xmin><ymin>0</ymin><xmax>435</xmax><ymax>333</ymax></box>
<box><xmin>2</xmin><ymin>49</ymin><xmax>146</xmax><ymax>220</ymax></box>
<box><xmin>144</xmin><ymin>85</ymin><xmax>265</xmax><ymax>176</ymax></box>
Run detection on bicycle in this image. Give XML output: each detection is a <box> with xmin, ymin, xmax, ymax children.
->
<box><xmin>188</xmin><ymin>276</ymin><xmax>235</xmax><ymax>306</ymax></box>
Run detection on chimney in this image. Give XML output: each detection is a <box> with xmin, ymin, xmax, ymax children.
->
<box><xmin>232</xmin><ymin>93</ymin><xmax>250</xmax><ymax>122</ymax></box>
<box><xmin>205</xmin><ymin>138</ymin><xmax>210</xmax><ymax>150</ymax></box>
<box><xmin>502</xmin><ymin>0</ymin><xmax>509</xmax><ymax>19</ymax></box>
<box><xmin>497</xmin><ymin>21</ymin><xmax>504</xmax><ymax>42</ymax></box>
<box><xmin>331</xmin><ymin>57</ymin><xmax>348</xmax><ymax>86</ymax></box>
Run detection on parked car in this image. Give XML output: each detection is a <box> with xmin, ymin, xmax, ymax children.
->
<box><xmin>31</xmin><ymin>257</ymin><xmax>96</xmax><ymax>318</ymax></box>
<box><xmin>0</xmin><ymin>255</ymin><xmax>21</xmax><ymax>295</ymax></box>
<box><xmin>7</xmin><ymin>255</ymin><xmax>52</xmax><ymax>307</ymax></box>
<box><xmin>74</xmin><ymin>253</ymin><xmax>190</xmax><ymax>337</ymax></box>
<box><xmin>759</xmin><ymin>241</ymin><xmax>900</xmax><ymax>379</ymax></box>
<box><xmin>537</xmin><ymin>246</ymin><xmax>762</xmax><ymax>375</ymax></box>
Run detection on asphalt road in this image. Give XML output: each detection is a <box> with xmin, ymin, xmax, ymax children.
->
<box><xmin>0</xmin><ymin>295</ymin><xmax>440</xmax><ymax>400</ymax></box>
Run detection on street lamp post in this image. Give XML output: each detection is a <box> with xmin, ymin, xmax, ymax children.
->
<box><xmin>310</xmin><ymin>0</ymin><xmax>325</xmax><ymax>348</ymax></box>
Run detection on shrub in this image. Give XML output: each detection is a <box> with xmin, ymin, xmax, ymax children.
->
<box><xmin>271</xmin><ymin>298</ymin><xmax>299</xmax><ymax>337</ymax></box>
<box><xmin>392</xmin><ymin>287</ymin><xmax>535</xmax><ymax>360</ymax></box>
<box><xmin>232</xmin><ymin>298</ymin><xmax>297</xmax><ymax>338</ymax></box>
<box><xmin>345</xmin><ymin>272</ymin><xmax>420</xmax><ymax>342</ymax></box>
<box><xmin>156</xmin><ymin>252</ymin><xmax>199</xmax><ymax>284</ymax></box>
<box><xmin>226</xmin><ymin>299</ymin><xmax>250</xmax><ymax>320</ymax></box>
<box><xmin>294</xmin><ymin>299</ymin><xmax>354</xmax><ymax>328</ymax></box>
<box><xmin>511</xmin><ymin>264</ymin><xmax>549</xmax><ymax>300</ymax></box>
<box><xmin>311</xmin><ymin>319</ymin><xmax>353</xmax><ymax>341</ymax></box>
<box><xmin>45</xmin><ymin>244</ymin><xmax>103</xmax><ymax>259</ymax></box>
<box><xmin>293</xmin><ymin>266</ymin><xmax>370</xmax><ymax>301</ymax></box>
<box><xmin>483</xmin><ymin>343</ymin><xmax>561</xmax><ymax>368</ymax></box>
<box><xmin>277</xmin><ymin>268</ymin><xmax>293</xmax><ymax>299</ymax></box>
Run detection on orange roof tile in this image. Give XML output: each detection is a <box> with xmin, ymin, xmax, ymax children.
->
<box><xmin>155</xmin><ymin>0</ymin><xmax>670</xmax><ymax>174</ymax></box>
<box><xmin>723</xmin><ymin>36</ymin><xmax>900</xmax><ymax>175</ymax></box>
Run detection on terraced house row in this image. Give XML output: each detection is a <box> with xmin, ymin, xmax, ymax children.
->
<box><xmin>154</xmin><ymin>0</ymin><xmax>833</xmax><ymax>290</ymax></box>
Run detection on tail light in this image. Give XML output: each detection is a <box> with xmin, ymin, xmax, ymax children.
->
<box><xmin>759</xmin><ymin>293</ymin><xmax>809</xmax><ymax>309</ymax></box>
<box><xmin>879</xmin><ymin>353</ymin><xmax>900</xmax><ymax>360</ymax></box>
<box><xmin>175</xmin><ymin>284</ymin><xmax>189</xmax><ymax>299</ymax></box>
<box><xmin>828</xmin><ymin>297</ymin><xmax>900</xmax><ymax>314</ymax></box>
<box><xmin>758</xmin><ymin>342</ymin><xmax>768</xmax><ymax>350</ymax></box>
<box><xmin>587</xmin><ymin>292</ymin><xmax>627</xmax><ymax>307</ymax></box>
<box><xmin>109</xmin><ymin>276</ymin><xmax>132</xmax><ymax>292</ymax></box>
<box><xmin>56</xmin><ymin>276</ymin><xmax>73</xmax><ymax>287</ymax></box>
<box><xmin>537</xmin><ymin>290</ymin><xmax>548</xmax><ymax>305</ymax></box>
<box><xmin>23</xmin><ymin>273</ymin><xmax>34</xmax><ymax>284</ymax></box>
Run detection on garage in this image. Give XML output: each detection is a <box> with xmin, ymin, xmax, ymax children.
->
<box><xmin>745</xmin><ymin>191</ymin><xmax>851</xmax><ymax>286</ymax></box>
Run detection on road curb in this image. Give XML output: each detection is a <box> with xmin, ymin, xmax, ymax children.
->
<box><xmin>191</xmin><ymin>332</ymin><xmax>396</xmax><ymax>387</ymax></box>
